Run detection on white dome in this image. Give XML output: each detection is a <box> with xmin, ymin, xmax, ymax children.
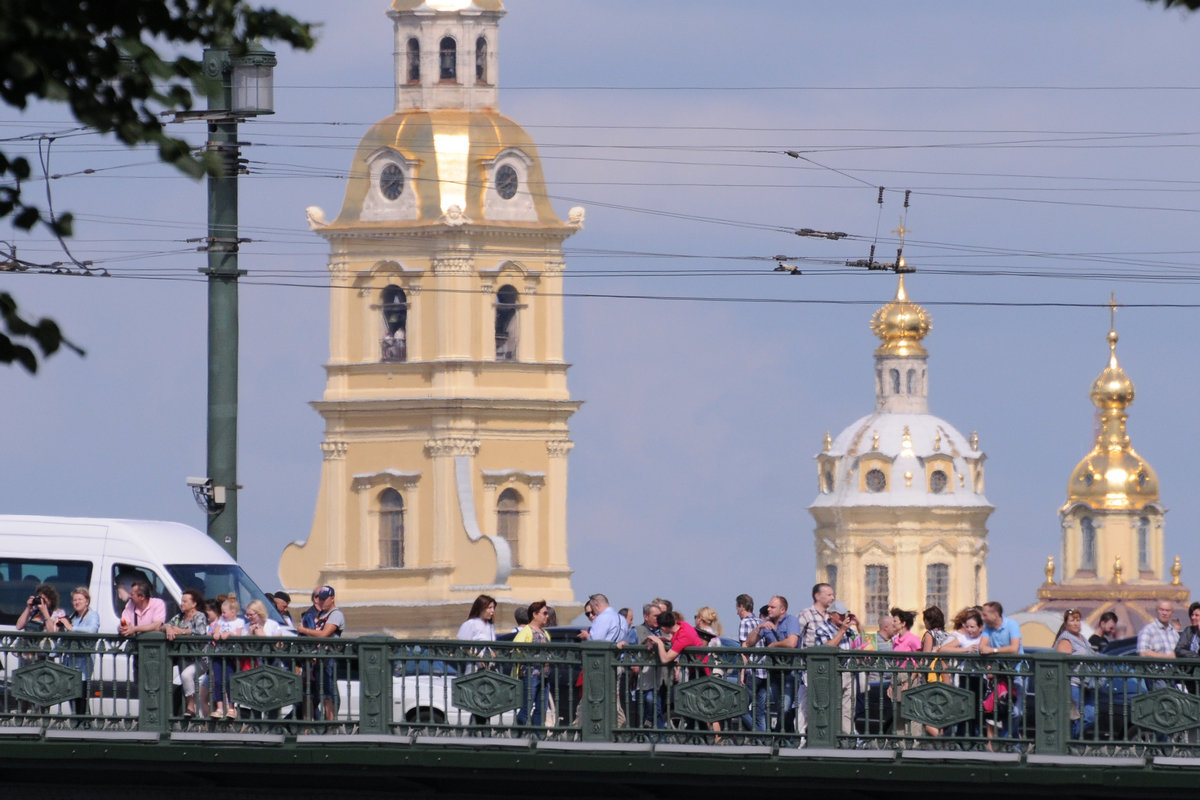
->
<box><xmin>811</xmin><ymin>411</ymin><xmax>991</xmax><ymax>509</ymax></box>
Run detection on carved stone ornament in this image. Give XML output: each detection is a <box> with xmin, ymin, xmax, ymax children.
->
<box><xmin>545</xmin><ymin>440</ymin><xmax>574</xmax><ymax>458</ymax></box>
<box><xmin>432</xmin><ymin>254</ymin><xmax>472</xmax><ymax>274</ymax></box>
<box><xmin>451</xmin><ymin>669</ymin><xmax>524</xmax><ymax>717</ymax></box>
<box><xmin>10</xmin><ymin>660</ymin><xmax>83</xmax><ymax>706</ymax></box>
<box><xmin>440</xmin><ymin>205</ymin><xmax>471</xmax><ymax>227</ymax></box>
<box><xmin>672</xmin><ymin>677</ymin><xmax>750</xmax><ymax>724</ymax></box>
<box><xmin>425</xmin><ymin>437</ymin><xmax>481</xmax><ymax>457</ymax></box>
<box><xmin>321</xmin><ymin>441</ymin><xmax>348</xmax><ymax>461</ymax></box>
<box><xmin>900</xmin><ymin>681</ymin><xmax>977</xmax><ymax>728</ymax></box>
<box><xmin>230</xmin><ymin>664</ymin><xmax>304</xmax><ymax>712</ymax></box>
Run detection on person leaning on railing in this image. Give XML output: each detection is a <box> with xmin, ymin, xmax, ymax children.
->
<box><xmin>163</xmin><ymin>588</ymin><xmax>209</xmax><ymax>719</ymax></box>
<box><xmin>57</xmin><ymin>587</ymin><xmax>100</xmax><ymax>719</ymax></box>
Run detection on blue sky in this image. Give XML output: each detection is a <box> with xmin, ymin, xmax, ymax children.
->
<box><xmin>4</xmin><ymin>1</ymin><xmax>1200</xmax><ymax>628</ymax></box>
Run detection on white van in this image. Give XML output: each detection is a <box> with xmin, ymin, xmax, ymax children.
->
<box><xmin>0</xmin><ymin>515</ymin><xmax>288</xmax><ymax>718</ymax></box>
<box><xmin>0</xmin><ymin>514</ymin><xmax>283</xmax><ymax>634</ymax></box>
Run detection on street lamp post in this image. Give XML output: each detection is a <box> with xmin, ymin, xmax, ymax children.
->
<box><xmin>193</xmin><ymin>42</ymin><xmax>276</xmax><ymax>559</ymax></box>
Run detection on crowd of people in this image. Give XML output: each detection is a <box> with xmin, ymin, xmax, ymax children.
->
<box><xmin>458</xmin><ymin>586</ymin><xmax>1199</xmax><ymax>740</ymax></box>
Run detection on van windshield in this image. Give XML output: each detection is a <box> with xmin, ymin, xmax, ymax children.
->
<box><xmin>164</xmin><ymin>564</ymin><xmax>285</xmax><ymax>625</ymax></box>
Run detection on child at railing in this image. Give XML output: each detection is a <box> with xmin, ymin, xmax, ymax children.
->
<box><xmin>209</xmin><ymin>596</ymin><xmax>247</xmax><ymax>719</ymax></box>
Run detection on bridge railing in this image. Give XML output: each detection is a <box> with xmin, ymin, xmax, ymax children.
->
<box><xmin>2</xmin><ymin>630</ymin><xmax>1199</xmax><ymax>756</ymax></box>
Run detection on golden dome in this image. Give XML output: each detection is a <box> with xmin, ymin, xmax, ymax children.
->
<box><xmin>327</xmin><ymin>108</ymin><xmax>563</xmax><ymax>230</ymax></box>
<box><xmin>1066</xmin><ymin>324</ymin><xmax>1158</xmax><ymax>510</ymax></box>
<box><xmin>870</xmin><ymin>276</ymin><xmax>931</xmax><ymax>357</ymax></box>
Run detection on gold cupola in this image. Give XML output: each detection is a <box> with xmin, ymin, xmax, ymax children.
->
<box><xmin>1066</xmin><ymin>324</ymin><xmax>1158</xmax><ymax>509</ymax></box>
<box><xmin>870</xmin><ymin>275</ymin><xmax>932</xmax><ymax>357</ymax></box>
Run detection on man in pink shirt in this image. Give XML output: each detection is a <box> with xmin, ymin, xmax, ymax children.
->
<box><xmin>120</xmin><ymin>580</ymin><xmax>167</xmax><ymax>636</ymax></box>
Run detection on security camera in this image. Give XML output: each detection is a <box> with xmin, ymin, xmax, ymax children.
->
<box><xmin>186</xmin><ymin>476</ymin><xmax>211</xmax><ymax>488</ymax></box>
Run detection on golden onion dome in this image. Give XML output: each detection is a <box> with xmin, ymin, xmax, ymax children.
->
<box><xmin>1066</xmin><ymin>325</ymin><xmax>1158</xmax><ymax>510</ymax></box>
<box><xmin>870</xmin><ymin>276</ymin><xmax>932</xmax><ymax>357</ymax></box>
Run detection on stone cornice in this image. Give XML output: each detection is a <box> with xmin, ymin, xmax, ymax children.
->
<box><xmin>546</xmin><ymin>440</ymin><xmax>574</xmax><ymax>458</ymax></box>
<box><xmin>481</xmin><ymin>469</ymin><xmax>546</xmax><ymax>489</ymax></box>
<box><xmin>352</xmin><ymin>469</ymin><xmax>422</xmax><ymax>492</ymax></box>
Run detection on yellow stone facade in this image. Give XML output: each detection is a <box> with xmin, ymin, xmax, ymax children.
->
<box><xmin>278</xmin><ymin>0</ymin><xmax>582</xmax><ymax>636</ymax></box>
<box><xmin>809</xmin><ymin>278</ymin><xmax>993</xmax><ymax>627</ymax></box>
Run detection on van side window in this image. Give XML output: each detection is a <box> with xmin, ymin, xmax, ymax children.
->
<box><xmin>111</xmin><ymin>564</ymin><xmax>177</xmax><ymax>622</ymax></box>
<box><xmin>0</xmin><ymin>558</ymin><xmax>92</xmax><ymax>626</ymax></box>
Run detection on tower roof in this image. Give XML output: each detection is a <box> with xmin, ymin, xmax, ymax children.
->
<box><xmin>1065</xmin><ymin>320</ymin><xmax>1158</xmax><ymax>510</ymax></box>
<box><xmin>869</xmin><ymin>275</ymin><xmax>931</xmax><ymax>357</ymax></box>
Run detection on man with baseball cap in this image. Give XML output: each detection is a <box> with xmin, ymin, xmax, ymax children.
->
<box><xmin>296</xmin><ymin>585</ymin><xmax>344</xmax><ymax>720</ymax></box>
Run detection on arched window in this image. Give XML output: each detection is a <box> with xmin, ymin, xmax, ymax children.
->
<box><xmin>925</xmin><ymin>563</ymin><xmax>949</xmax><ymax>611</ymax></box>
<box><xmin>406</xmin><ymin>38</ymin><xmax>420</xmax><ymax>83</ymax></box>
<box><xmin>1081</xmin><ymin>517</ymin><xmax>1096</xmax><ymax>570</ymax></box>
<box><xmin>381</xmin><ymin>285</ymin><xmax>407</xmax><ymax>362</ymax></box>
<box><xmin>906</xmin><ymin>369</ymin><xmax>916</xmax><ymax>394</ymax></box>
<box><xmin>495</xmin><ymin>284</ymin><xmax>519</xmax><ymax>361</ymax></box>
<box><xmin>496</xmin><ymin>488</ymin><xmax>521</xmax><ymax>567</ymax></box>
<box><xmin>379</xmin><ymin>489</ymin><xmax>405</xmax><ymax>568</ymax></box>
<box><xmin>1138</xmin><ymin>517</ymin><xmax>1150</xmax><ymax>571</ymax></box>
<box><xmin>439</xmin><ymin>36</ymin><xmax>457</xmax><ymax>81</ymax></box>
<box><xmin>475</xmin><ymin>37</ymin><xmax>487</xmax><ymax>83</ymax></box>
<box><xmin>890</xmin><ymin>368</ymin><xmax>900</xmax><ymax>394</ymax></box>
<box><xmin>865</xmin><ymin>565</ymin><xmax>889</xmax><ymax>623</ymax></box>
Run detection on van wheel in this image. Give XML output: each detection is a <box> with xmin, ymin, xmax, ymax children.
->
<box><xmin>406</xmin><ymin>707</ymin><xmax>445</xmax><ymax>724</ymax></box>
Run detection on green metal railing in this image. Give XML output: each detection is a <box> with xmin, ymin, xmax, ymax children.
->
<box><xmin>2</xmin><ymin>631</ymin><xmax>1200</xmax><ymax>759</ymax></box>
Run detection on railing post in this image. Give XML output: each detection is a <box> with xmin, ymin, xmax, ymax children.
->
<box><xmin>805</xmin><ymin>647</ymin><xmax>837</xmax><ymax>748</ymax></box>
<box><xmin>357</xmin><ymin>635</ymin><xmax>394</xmax><ymax>734</ymax></box>
<box><xmin>136</xmin><ymin>632</ymin><xmax>171</xmax><ymax>734</ymax></box>
<box><xmin>579</xmin><ymin>641</ymin><xmax>617</xmax><ymax>742</ymax></box>
<box><xmin>1033</xmin><ymin>649</ymin><xmax>1069</xmax><ymax>756</ymax></box>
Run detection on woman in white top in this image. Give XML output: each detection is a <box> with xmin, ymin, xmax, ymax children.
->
<box><xmin>457</xmin><ymin>594</ymin><xmax>497</xmax><ymax>727</ymax></box>
<box><xmin>457</xmin><ymin>594</ymin><xmax>497</xmax><ymax>642</ymax></box>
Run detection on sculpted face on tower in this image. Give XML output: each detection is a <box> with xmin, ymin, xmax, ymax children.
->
<box><xmin>869</xmin><ymin>276</ymin><xmax>932</xmax><ymax>357</ymax></box>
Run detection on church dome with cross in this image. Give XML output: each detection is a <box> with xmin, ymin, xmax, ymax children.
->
<box><xmin>809</xmin><ymin>276</ymin><xmax>993</xmax><ymax>624</ymax></box>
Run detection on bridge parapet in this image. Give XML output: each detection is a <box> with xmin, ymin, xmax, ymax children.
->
<box><xmin>2</xmin><ymin>630</ymin><xmax>1200</xmax><ymax>777</ymax></box>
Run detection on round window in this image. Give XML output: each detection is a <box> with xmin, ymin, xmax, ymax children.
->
<box><xmin>380</xmin><ymin>163</ymin><xmax>405</xmax><ymax>201</ymax></box>
<box><xmin>865</xmin><ymin>469</ymin><xmax>887</xmax><ymax>493</ymax></box>
<box><xmin>930</xmin><ymin>470</ymin><xmax>948</xmax><ymax>494</ymax></box>
<box><xmin>496</xmin><ymin>164</ymin><xmax>519</xmax><ymax>199</ymax></box>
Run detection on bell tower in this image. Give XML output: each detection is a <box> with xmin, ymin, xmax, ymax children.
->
<box><xmin>279</xmin><ymin>0</ymin><xmax>583</xmax><ymax>636</ymax></box>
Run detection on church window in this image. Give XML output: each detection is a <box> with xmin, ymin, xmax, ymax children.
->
<box><xmin>822</xmin><ymin>466</ymin><xmax>835</xmax><ymax>493</ymax></box>
<box><xmin>826</xmin><ymin>565</ymin><xmax>838</xmax><ymax>595</ymax></box>
<box><xmin>497</xmin><ymin>488</ymin><xmax>521</xmax><ymax>567</ymax></box>
<box><xmin>439</xmin><ymin>36</ymin><xmax>457</xmax><ymax>81</ymax></box>
<box><xmin>925</xmin><ymin>563</ymin><xmax>949</xmax><ymax>611</ymax></box>
<box><xmin>865</xmin><ymin>566</ymin><xmax>889</xmax><ymax>622</ymax></box>
<box><xmin>890</xmin><ymin>369</ymin><xmax>900</xmax><ymax>394</ymax></box>
<box><xmin>379</xmin><ymin>488</ymin><xmax>405</xmax><ymax>568</ymax></box>
<box><xmin>875</xmin><ymin>369</ymin><xmax>883</xmax><ymax>395</ymax></box>
<box><xmin>381</xmin><ymin>285</ymin><xmax>408</xmax><ymax>363</ymax></box>
<box><xmin>495</xmin><ymin>284</ymin><xmax>520</xmax><ymax>361</ymax></box>
<box><xmin>1081</xmin><ymin>517</ymin><xmax>1096</xmax><ymax>570</ymax></box>
<box><xmin>476</xmin><ymin>37</ymin><xmax>488</xmax><ymax>83</ymax></box>
<box><xmin>906</xmin><ymin>369</ymin><xmax>916</xmax><ymax>394</ymax></box>
<box><xmin>929</xmin><ymin>470</ymin><xmax>947</xmax><ymax>494</ymax></box>
<box><xmin>865</xmin><ymin>468</ymin><xmax>887</xmax><ymax>493</ymax></box>
<box><xmin>1138</xmin><ymin>517</ymin><xmax>1150</xmax><ymax>571</ymax></box>
<box><xmin>406</xmin><ymin>38</ymin><xmax>420</xmax><ymax>83</ymax></box>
